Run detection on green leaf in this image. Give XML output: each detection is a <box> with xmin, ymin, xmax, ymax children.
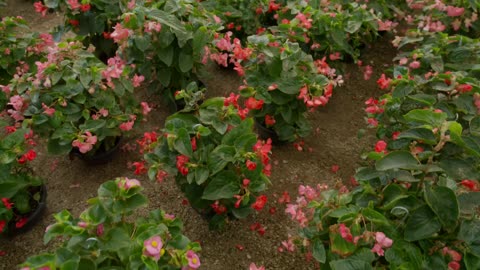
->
<box><xmin>312</xmin><ymin>239</ymin><xmax>326</xmax><ymax>263</ymax></box>
<box><xmin>397</xmin><ymin>128</ymin><xmax>437</xmax><ymax>145</ymax></box>
<box><xmin>47</xmin><ymin>139</ymin><xmax>73</xmax><ymax>155</ymax></box>
<box><xmin>375</xmin><ymin>151</ymin><xmax>419</xmax><ymax>171</ymax></box>
<box><xmin>407</xmin><ymin>94</ymin><xmax>437</xmax><ymax>106</ymax></box>
<box><xmin>465</xmin><ymin>252</ymin><xmax>480</xmax><ymax>270</ymax></box>
<box><xmin>79</xmin><ymin>119</ymin><xmax>106</xmax><ymax>131</ymax></box>
<box><xmin>404</xmin><ymin>204</ymin><xmax>441</xmax><ymax>241</ymax></box>
<box><xmin>385</xmin><ymin>240</ymin><xmax>423</xmax><ymax>269</ymax></box>
<box><xmin>439</xmin><ymin>158</ymin><xmax>480</xmax><ymax>180</ymax></box>
<box><xmin>392</xmin><ymin>81</ymin><xmax>414</xmax><ymax>99</ymax></box>
<box><xmin>329</xmin><ymin>259</ymin><xmax>372</xmax><ymax>270</ymax></box>
<box><xmin>470</xmin><ymin>116</ymin><xmax>480</xmax><ymax>136</ymax></box>
<box><xmin>173</xmin><ymin>128</ymin><xmax>193</xmax><ymax>158</ymax></box>
<box><xmin>202</xmin><ymin>171</ymin><xmax>240</xmax><ymax>200</ymax></box>
<box><xmin>194</xmin><ymin>166</ymin><xmax>209</xmax><ymax>185</ymax></box>
<box><xmin>424</xmin><ymin>184</ymin><xmax>459</xmax><ymax>232</ymax></box>
<box><xmin>207</xmin><ymin>145</ymin><xmax>236</xmax><ymax>175</ymax></box>
<box><xmin>135</xmin><ymin>36</ymin><xmax>150</xmax><ymax>52</ymax></box>
<box><xmin>403</xmin><ymin>109</ymin><xmax>447</xmax><ymax>127</ymax></box>
<box><xmin>178</xmin><ymin>51</ymin><xmax>193</xmax><ymax>73</ymax></box>
<box><xmin>362</xmin><ymin>207</ymin><xmax>391</xmax><ymax>226</ymax></box>
<box><xmin>156</xmin><ymin>46</ymin><xmax>174</xmax><ymax>67</ymax></box>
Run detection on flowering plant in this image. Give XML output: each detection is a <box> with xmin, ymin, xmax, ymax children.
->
<box><xmin>19</xmin><ymin>177</ymin><xmax>202</xmax><ymax>269</ymax></box>
<box><xmin>0</xmin><ymin>119</ymin><xmax>42</xmax><ymax>235</ymax></box>
<box><xmin>403</xmin><ymin>0</ymin><xmax>479</xmax><ymax>35</ymax></box>
<box><xmin>140</xmin><ymin>96</ymin><xmax>272</xmax><ymax>229</ymax></box>
<box><xmin>201</xmin><ymin>0</ymin><xmax>272</xmax><ymax>40</ymax></box>
<box><xmin>0</xmin><ymin>16</ymin><xmax>48</xmax><ymax>85</ymax></box>
<box><xmin>269</xmin><ymin>0</ymin><xmax>394</xmax><ymax>61</ymax></box>
<box><xmin>110</xmin><ymin>0</ymin><xmax>220</xmax><ymax>106</ymax></box>
<box><xmin>239</xmin><ymin>35</ymin><xmax>340</xmax><ymax>142</ymax></box>
<box><xmin>393</xmin><ymin>31</ymin><xmax>480</xmax><ymax>77</ymax></box>
<box><xmin>5</xmin><ymin>40</ymin><xmax>147</xmax><ymax>155</ymax></box>
<box><xmin>36</xmin><ymin>0</ymin><xmax>123</xmax><ymax>61</ymax></box>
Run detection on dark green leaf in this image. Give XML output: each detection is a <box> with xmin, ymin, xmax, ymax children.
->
<box><xmin>375</xmin><ymin>151</ymin><xmax>419</xmax><ymax>171</ymax></box>
<box><xmin>404</xmin><ymin>204</ymin><xmax>441</xmax><ymax>241</ymax></box>
<box><xmin>424</xmin><ymin>184</ymin><xmax>459</xmax><ymax>232</ymax></box>
<box><xmin>202</xmin><ymin>171</ymin><xmax>240</xmax><ymax>200</ymax></box>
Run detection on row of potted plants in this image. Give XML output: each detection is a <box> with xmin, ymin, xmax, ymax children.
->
<box><xmin>282</xmin><ymin>15</ymin><xmax>480</xmax><ymax>270</ymax></box>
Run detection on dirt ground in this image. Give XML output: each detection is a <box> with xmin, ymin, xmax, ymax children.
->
<box><xmin>0</xmin><ymin>1</ymin><xmax>398</xmax><ymax>269</ymax></box>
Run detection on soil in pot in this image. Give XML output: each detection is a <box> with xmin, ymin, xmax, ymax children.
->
<box><xmin>3</xmin><ymin>184</ymin><xmax>47</xmax><ymax>238</ymax></box>
<box><xmin>69</xmin><ymin>136</ymin><xmax>122</xmax><ymax>165</ymax></box>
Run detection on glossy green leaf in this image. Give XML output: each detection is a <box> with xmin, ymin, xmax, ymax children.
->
<box><xmin>403</xmin><ymin>109</ymin><xmax>447</xmax><ymax>127</ymax></box>
<box><xmin>202</xmin><ymin>171</ymin><xmax>240</xmax><ymax>200</ymax></box>
<box><xmin>173</xmin><ymin>128</ymin><xmax>193</xmax><ymax>158</ymax></box>
<box><xmin>424</xmin><ymin>184</ymin><xmax>459</xmax><ymax>232</ymax></box>
<box><xmin>375</xmin><ymin>151</ymin><xmax>419</xmax><ymax>171</ymax></box>
<box><xmin>404</xmin><ymin>204</ymin><xmax>441</xmax><ymax>241</ymax></box>
<box><xmin>397</xmin><ymin>128</ymin><xmax>437</xmax><ymax>145</ymax></box>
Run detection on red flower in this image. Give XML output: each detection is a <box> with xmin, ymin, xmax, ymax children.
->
<box><xmin>34</xmin><ymin>1</ymin><xmax>48</xmax><ymax>17</ymax></box>
<box><xmin>80</xmin><ymin>3</ymin><xmax>91</xmax><ymax>12</ymax></box>
<box><xmin>374</xmin><ymin>140</ymin><xmax>387</xmax><ymax>153</ymax></box>
<box><xmin>211</xmin><ymin>201</ymin><xmax>227</xmax><ymax>215</ymax></box>
<box><xmin>331</xmin><ymin>165</ymin><xmax>340</xmax><ymax>173</ymax></box>
<box><xmin>224</xmin><ymin>93</ymin><xmax>239</xmax><ymax>107</ymax></box>
<box><xmin>265</xmin><ymin>115</ymin><xmax>275</xmax><ymax>126</ymax></box>
<box><xmin>457</xmin><ymin>84</ymin><xmax>473</xmax><ymax>93</ymax></box>
<box><xmin>268</xmin><ymin>0</ymin><xmax>280</xmax><ymax>12</ymax></box>
<box><xmin>191</xmin><ymin>137</ymin><xmax>197</xmax><ymax>151</ymax></box>
<box><xmin>339</xmin><ymin>223</ymin><xmax>353</xmax><ymax>243</ymax></box>
<box><xmin>251</xmin><ymin>195</ymin><xmax>267</xmax><ymax>211</ymax></box>
<box><xmin>0</xmin><ymin>220</ymin><xmax>5</xmax><ymax>232</ymax></box>
<box><xmin>460</xmin><ymin>180</ymin><xmax>480</xmax><ymax>191</ymax></box>
<box><xmin>5</xmin><ymin>126</ymin><xmax>16</xmax><ymax>134</ymax></box>
<box><xmin>246</xmin><ymin>160</ymin><xmax>257</xmax><ymax>171</ymax></box>
<box><xmin>69</xmin><ymin>19</ymin><xmax>80</xmax><ymax>27</ymax></box>
<box><xmin>278</xmin><ymin>191</ymin><xmax>291</xmax><ymax>204</ymax></box>
<box><xmin>132</xmin><ymin>161</ymin><xmax>147</xmax><ymax>175</ymax></box>
<box><xmin>2</xmin><ymin>198</ymin><xmax>13</xmax><ymax>210</ymax></box>
<box><xmin>176</xmin><ymin>155</ymin><xmax>189</xmax><ymax>176</ymax></box>
<box><xmin>15</xmin><ymin>217</ymin><xmax>28</xmax><ymax>228</ymax></box>
<box><xmin>18</xmin><ymin>150</ymin><xmax>37</xmax><ymax>164</ymax></box>
<box><xmin>245</xmin><ymin>97</ymin><xmax>264</xmax><ymax>110</ymax></box>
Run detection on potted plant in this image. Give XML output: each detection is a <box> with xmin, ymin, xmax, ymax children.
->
<box><xmin>139</xmin><ymin>94</ymin><xmax>272</xmax><ymax>229</ymax></box>
<box><xmin>36</xmin><ymin>0</ymin><xmax>124</xmax><ymax>62</ymax></box>
<box><xmin>0</xmin><ymin>16</ymin><xmax>50</xmax><ymax>85</ymax></box>
<box><xmin>5</xmin><ymin>40</ymin><xmax>148</xmax><ymax>162</ymax></box>
<box><xmin>108</xmin><ymin>0</ymin><xmax>220</xmax><ymax>109</ymax></box>
<box><xmin>19</xmin><ymin>177</ymin><xmax>202</xmax><ymax>269</ymax></box>
<box><xmin>0</xmin><ymin>118</ymin><xmax>46</xmax><ymax>236</ymax></box>
<box><xmin>238</xmin><ymin>35</ymin><xmax>340</xmax><ymax>143</ymax></box>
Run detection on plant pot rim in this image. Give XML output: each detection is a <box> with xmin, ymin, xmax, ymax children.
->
<box><xmin>3</xmin><ymin>184</ymin><xmax>47</xmax><ymax>238</ymax></box>
<box><xmin>70</xmin><ymin>136</ymin><xmax>123</xmax><ymax>165</ymax></box>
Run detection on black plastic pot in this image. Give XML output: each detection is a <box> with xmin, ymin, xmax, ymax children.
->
<box><xmin>4</xmin><ymin>184</ymin><xmax>47</xmax><ymax>238</ymax></box>
<box><xmin>70</xmin><ymin>136</ymin><xmax>122</xmax><ymax>165</ymax></box>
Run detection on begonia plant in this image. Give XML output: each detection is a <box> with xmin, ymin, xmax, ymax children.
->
<box><xmin>5</xmin><ymin>40</ymin><xmax>148</xmax><ymax>155</ymax></box>
<box><xmin>0</xmin><ymin>118</ymin><xmax>43</xmax><ymax>235</ymax></box>
<box><xmin>239</xmin><ymin>35</ymin><xmax>341</xmax><ymax>142</ymax></box>
<box><xmin>140</xmin><ymin>95</ymin><xmax>272</xmax><ymax>229</ymax></box>
<box><xmin>19</xmin><ymin>177</ymin><xmax>202</xmax><ymax>269</ymax></box>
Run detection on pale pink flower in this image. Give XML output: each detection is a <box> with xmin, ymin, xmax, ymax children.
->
<box><xmin>144</xmin><ymin>21</ymin><xmax>161</xmax><ymax>33</ymax></box>
<box><xmin>8</xmin><ymin>95</ymin><xmax>24</xmax><ymax>111</ymax></box>
<box><xmin>363</xmin><ymin>65</ymin><xmax>373</xmax><ymax>80</ymax></box>
<box><xmin>110</xmin><ymin>23</ymin><xmax>131</xmax><ymax>43</ymax></box>
<box><xmin>249</xmin><ymin>263</ymin><xmax>265</xmax><ymax>270</ymax></box>
<box><xmin>399</xmin><ymin>57</ymin><xmax>408</xmax><ymax>65</ymax></box>
<box><xmin>409</xmin><ymin>61</ymin><xmax>421</xmax><ymax>69</ymax></box>
<box><xmin>377</xmin><ymin>20</ymin><xmax>397</xmax><ymax>31</ymax></box>
<box><xmin>67</xmin><ymin>0</ymin><xmax>81</xmax><ymax>10</ymax></box>
<box><xmin>186</xmin><ymin>250</ymin><xmax>201</xmax><ymax>269</ymax></box>
<box><xmin>141</xmin><ymin>102</ymin><xmax>152</xmax><ymax>115</ymax></box>
<box><xmin>120</xmin><ymin>121</ymin><xmax>134</xmax><ymax>131</ymax></box>
<box><xmin>127</xmin><ymin>0</ymin><xmax>136</xmax><ymax>9</ymax></box>
<box><xmin>42</xmin><ymin>103</ymin><xmax>55</xmax><ymax>116</ymax></box>
<box><xmin>132</xmin><ymin>74</ymin><xmax>145</xmax><ymax>87</ymax></box>
<box><xmin>98</xmin><ymin>108</ymin><xmax>109</xmax><ymax>117</ymax></box>
<box><xmin>446</xmin><ymin>6</ymin><xmax>465</xmax><ymax>17</ymax></box>
<box><xmin>143</xmin><ymin>235</ymin><xmax>163</xmax><ymax>261</ymax></box>
<box><xmin>451</xmin><ymin>19</ymin><xmax>462</xmax><ymax>31</ymax></box>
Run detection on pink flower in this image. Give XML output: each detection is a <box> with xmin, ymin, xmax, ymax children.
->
<box><xmin>72</xmin><ymin>132</ymin><xmax>98</xmax><ymax>153</ymax></box>
<box><xmin>143</xmin><ymin>235</ymin><xmax>163</xmax><ymax>261</ymax></box>
<box><xmin>67</xmin><ymin>0</ymin><xmax>81</xmax><ymax>10</ymax></box>
<box><xmin>96</xmin><ymin>224</ymin><xmax>104</xmax><ymax>236</ymax></box>
<box><xmin>42</xmin><ymin>103</ymin><xmax>55</xmax><ymax>116</ymax></box>
<box><xmin>377</xmin><ymin>20</ymin><xmax>397</xmax><ymax>31</ymax></box>
<box><xmin>110</xmin><ymin>23</ymin><xmax>131</xmax><ymax>43</ymax></box>
<box><xmin>156</xmin><ymin>170</ymin><xmax>168</xmax><ymax>183</ymax></box>
<box><xmin>34</xmin><ymin>2</ymin><xmax>48</xmax><ymax>17</ymax></box>
<box><xmin>409</xmin><ymin>61</ymin><xmax>421</xmax><ymax>69</ymax></box>
<box><xmin>446</xmin><ymin>6</ymin><xmax>465</xmax><ymax>17</ymax></box>
<box><xmin>124</xmin><ymin>178</ymin><xmax>141</xmax><ymax>189</ymax></box>
<box><xmin>371</xmin><ymin>232</ymin><xmax>393</xmax><ymax>256</ymax></box>
<box><xmin>128</xmin><ymin>0</ymin><xmax>136</xmax><ymax>9</ymax></box>
<box><xmin>448</xmin><ymin>261</ymin><xmax>461</xmax><ymax>270</ymax></box>
<box><xmin>141</xmin><ymin>102</ymin><xmax>152</xmax><ymax>115</ymax></box>
<box><xmin>144</xmin><ymin>21</ymin><xmax>162</xmax><ymax>32</ymax></box>
<box><xmin>363</xmin><ymin>65</ymin><xmax>373</xmax><ymax>80</ymax></box>
<box><xmin>120</xmin><ymin>121</ymin><xmax>134</xmax><ymax>131</ymax></box>
<box><xmin>132</xmin><ymin>74</ymin><xmax>145</xmax><ymax>87</ymax></box>
<box><xmin>249</xmin><ymin>263</ymin><xmax>266</xmax><ymax>270</ymax></box>
<box><xmin>176</xmin><ymin>155</ymin><xmax>189</xmax><ymax>176</ymax></box>
<box><xmin>329</xmin><ymin>52</ymin><xmax>341</xmax><ymax>61</ymax></box>
<box><xmin>280</xmin><ymin>238</ymin><xmax>295</xmax><ymax>252</ymax></box>
<box><xmin>186</xmin><ymin>250</ymin><xmax>201</xmax><ymax>269</ymax></box>
<box><xmin>8</xmin><ymin>95</ymin><xmax>24</xmax><ymax>111</ymax></box>
<box><xmin>339</xmin><ymin>223</ymin><xmax>353</xmax><ymax>243</ymax></box>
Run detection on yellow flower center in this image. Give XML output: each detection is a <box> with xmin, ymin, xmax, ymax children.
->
<box><xmin>151</xmin><ymin>241</ymin><xmax>158</xmax><ymax>247</ymax></box>
<box><xmin>192</xmin><ymin>258</ymin><xmax>198</xmax><ymax>264</ymax></box>
<box><xmin>160</xmin><ymin>249</ymin><xmax>165</xmax><ymax>256</ymax></box>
